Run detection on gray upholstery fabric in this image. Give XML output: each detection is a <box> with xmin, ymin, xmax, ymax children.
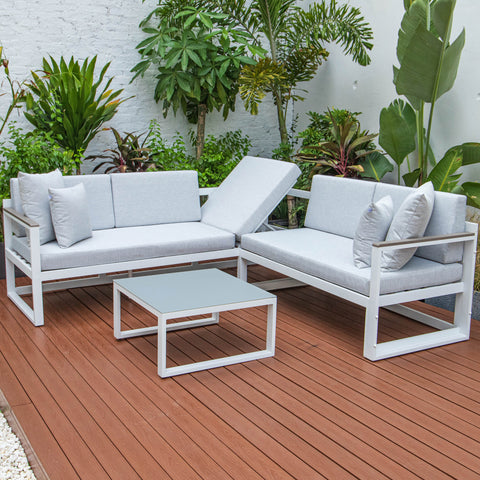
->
<box><xmin>9</xmin><ymin>178</ymin><xmax>26</xmax><ymax>237</ymax></box>
<box><xmin>201</xmin><ymin>156</ymin><xmax>300</xmax><ymax>237</ymax></box>
<box><xmin>353</xmin><ymin>195</ymin><xmax>393</xmax><ymax>268</ymax></box>
<box><xmin>381</xmin><ymin>182</ymin><xmax>435</xmax><ymax>271</ymax></box>
<box><xmin>305</xmin><ymin>176</ymin><xmax>376</xmax><ymax>238</ymax></box>
<box><xmin>18</xmin><ymin>170</ymin><xmax>64</xmax><ymax>244</ymax></box>
<box><xmin>373</xmin><ymin>183</ymin><xmax>466</xmax><ymax>264</ymax></box>
<box><xmin>111</xmin><ymin>171</ymin><xmax>201</xmax><ymax>227</ymax></box>
<box><xmin>12</xmin><ymin>222</ymin><xmax>235</xmax><ymax>271</ymax></box>
<box><xmin>49</xmin><ymin>183</ymin><xmax>93</xmax><ymax>248</ymax></box>
<box><xmin>64</xmin><ymin>174</ymin><xmax>115</xmax><ymax>230</ymax></box>
<box><xmin>241</xmin><ymin>228</ymin><xmax>462</xmax><ymax>296</ymax></box>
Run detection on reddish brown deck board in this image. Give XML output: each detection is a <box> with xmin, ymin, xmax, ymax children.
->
<box><xmin>0</xmin><ymin>266</ymin><xmax>479</xmax><ymax>480</ymax></box>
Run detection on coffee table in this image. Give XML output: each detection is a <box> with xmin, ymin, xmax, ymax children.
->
<box><xmin>113</xmin><ymin>269</ymin><xmax>277</xmax><ymax>377</ymax></box>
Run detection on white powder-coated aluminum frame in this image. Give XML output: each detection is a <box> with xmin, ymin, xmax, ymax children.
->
<box><xmin>113</xmin><ymin>269</ymin><xmax>277</xmax><ymax>377</ymax></box>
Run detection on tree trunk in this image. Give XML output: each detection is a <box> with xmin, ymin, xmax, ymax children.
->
<box><xmin>196</xmin><ymin>104</ymin><xmax>207</xmax><ymax>161</ymax></box>
<box><xmin>272</xmin><ymin>86</ymin><xmax>297</xmax><ymax>227</ymax></box>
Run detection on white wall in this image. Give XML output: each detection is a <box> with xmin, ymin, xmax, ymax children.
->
<box><xmin>1</xmin><ymin>0</ymin><xmax>280</xmax><ymax>172</ymax></box>
<box><xmin>297</xmin><ymin>0</ymin><xmax>480</xmax><ymax>183</ymax></box>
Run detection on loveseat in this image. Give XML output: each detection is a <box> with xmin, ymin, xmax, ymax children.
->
<box><xmin>238</xmin><ymin>175</ymin><xmax>478</xmax><ymax>360</ymax></box>
<box><xmin>3</xmin><ymin>156</ymin><xmax>300</xmax><ymax>327</ymax></box>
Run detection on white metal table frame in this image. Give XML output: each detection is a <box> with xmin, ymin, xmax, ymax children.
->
<box><xmin>113</xmin><ymin>270</ymin><xmax>277</xmax><ymax>378</ymax></box>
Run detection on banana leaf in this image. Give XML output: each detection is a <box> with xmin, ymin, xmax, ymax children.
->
<box><xmin>462</xmin><ymin>182</ymin><xmax>480</xmax><ymax>208</ymax></box>
<box><xmin>358</xmin><ymin>151</ymin><xmax>393</xmax><ymax>181</ymax></box>
<box><xmin>395</xmin><ymin>0</ymin><xmax>465</xmax><ymax>104</ymax></box>
<box><xmin>379</xmin><ymin>99</ymin><xmax>416</xmax><ymax>165</ymax></box>
<box><xmin>427</xmin><ymin>147</ymin><xmax>462</xmax><ymax>191</ymax></box>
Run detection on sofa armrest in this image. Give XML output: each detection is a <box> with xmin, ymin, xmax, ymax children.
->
<box><xmin>199</xmin><ymin>187</ymin><xmax>216</xmax><ymax>198</ymax></box>
<box><xmin>3</xmin><ymin>207</ymin><xmax>40</xmax><ymax>228</ymax></box>
<box><xmin>287</xmin><ymin>188</ymin><xmax>311</xmax><ymax>200</ymax></box>
<box><xmin>368</xmin><ymin>224</ymin><xmax>477</xmax><ymax>300</ymax></box>
<box><xmin>372</xmin><ymin>231</ymin><xmax>476</xmax><ymax>252</ymax></box>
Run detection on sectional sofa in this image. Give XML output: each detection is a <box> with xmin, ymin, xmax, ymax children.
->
<box><xmin>3</xmin><ymin>159</ymin><xmax>478</xmax><ymax>360</ymax></box>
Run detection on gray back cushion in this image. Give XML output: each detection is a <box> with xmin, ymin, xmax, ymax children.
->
<box><xmin>10</xmin><ymin>178</ymin><xmax>26</xmax><ymax>236</ymax></box>
<box><xmin>373</xmin><ymin>183</ymin><xmax>466</xmax><ymax>264</ymax></box>
<box><xmin>111</xmin><ymin>171</ymin><xmax>201</xmax><ymax>227</ymax></box>
<box><xmin>305</xmin><ymin>176</ymin><xmax>377</xmax><ymax>238</ymax></box>
<box><xmin>64</xmin><ymin>174</ymin><xmax>115</xmax><ymax>230</ymax></box>
<box><xmin>201</xmin><ymin>156</ymin><xmax>300</xmax><ymax>237</ymax></box>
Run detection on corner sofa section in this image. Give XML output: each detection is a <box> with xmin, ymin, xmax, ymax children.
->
<box><xmin>3</xmin><ymin>156</ymin><xmax>300</xmax><ymax>327</ymax></box>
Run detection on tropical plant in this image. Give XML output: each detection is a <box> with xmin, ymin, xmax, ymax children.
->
<box><xmin>91</xmin><ymin>128</ymin><xmax>152</xmax><ymax>173</ymax></box>
<box><xmin>23</xmin><ymin>56</ymin><xmax>127</xmax><ymax>168</ymax></box>
<box><xmin>213</xmin><ymin>0</ymin><xmax>374</xmax><ymax>145</ymax></box>
<box><xmin>379</xmin><ymin>0</ymin><xmax>480</xmax><ymax>207</ymax></box>
<box><xmin>297</xmin><ymin>110</ymin><xmax>392</xmax><ymax>180</ymax></box>
<box><xmin>132</xmin><ymin>2</ymin><xmax>263</xmax><ymax>159</ymax></box>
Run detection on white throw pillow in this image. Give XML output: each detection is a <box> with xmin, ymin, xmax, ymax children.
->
<box><xmin>382</xmin><ymin>182</ymin><xmax>435</xmax><ymax>271</ymax></box>
<box><xmin>49</xmin><ymin>183</ymin><xmax>92</xmax><ymax>248</ymax></box>
<box><xmin>353</xmin><ymin>195</ymin><xmax>394</xmax><ymax>269</ymax></box>
<box><xmin>18</xmin><ymin>170</ymin><xmax>64</xmax><ymax>244</ymax></box>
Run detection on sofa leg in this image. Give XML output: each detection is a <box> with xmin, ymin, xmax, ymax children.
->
<box><xmin>31</xmin><ymin>277</ymin><xmax>44</xmax><ymax>327</ymax></box>
<box><xmin>363</xmin><ymin>300</ymin><xmax>380</xmax><ymax>360</ymax></box>
<box><xmin>453</xmin><ymin>291</ymin><xmax>472</xmax><ymax>337</ymax></box>
<box><xmin>5</xmin><ymin>255</ymin><xmax>16</xmax><ymax>298</ymax></box>
<box><xmin>237</xmin><ymin>257</ymin><xmax>248</xmax><ymax>281</ymax></box>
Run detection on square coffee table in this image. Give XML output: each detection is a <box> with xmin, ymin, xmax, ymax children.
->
<box><xmin>113</xmin><ymin>269</ymin><xmax>277</xmax><ymax>377</ymax></box>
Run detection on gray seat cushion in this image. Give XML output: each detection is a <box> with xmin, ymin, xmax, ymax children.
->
<box><xmin>241</xmin><ymin>228</ymin><xmax>462</xmax><ymax>296</ymax></box>
<box><xmin>12</xmin><ymin>222</ymin><xmax>235</xmax><ymax>271</ymax></box>
<box><xmin>111</xmin><ymin>171</ymin><xmax>201</xmax><ymax>228</ymax></box>
<box><xmin>201</xmin><ymin>156</ymin><xmax>300</xmax><ymax>237</ymax></box>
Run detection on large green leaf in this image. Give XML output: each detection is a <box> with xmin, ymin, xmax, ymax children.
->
<box><xmin>437</xmin><ymin>28</ymin><xmax>465</xmax><ymax>98</ymax></box>
<box><xmin>379</xmin><ymin>99</ymin><xmax>416</xmax><ymax>165</ymax></box>
<box><xmin>432</xmin><ymin>0</ymin><xmax>455</xmax><ymax>41</ymax></box>
<box><xmin>397</xmin><ymin>0</ymin><xmax>428</xmax><ymax>65</ymax></box>
<box><xmin>427</xmin><ymin>147</ymin><xmax>462</xmax><ymax>191</ymax></box>
<box><xmin>403</xmin><ymin>168</ymin><xmax>421</xmax><ymax>187</ymax></box>
<box><xmin>395</xmin><ymin>0</ymin><xmax>464</xmax><ymax>103</ymax></box>
<box><xmin>461</xmin><ymin>182</ymin><xmax>480</xmax><ymax>208</ymax></box>
<box><xmin>358</xmin><ymin>152</ymin><xmax>393</xmax><ymax>181</ymax></box>
<box><xmin>459</xmin><ymin>142</ymin><xmax>480</xmax><ymax>166</ymax></box>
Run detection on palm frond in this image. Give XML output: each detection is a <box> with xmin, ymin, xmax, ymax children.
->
<box><xmin>289</xmin><ymin>0</ymin><xmax>373</xmax><ymax>66</ymax></box>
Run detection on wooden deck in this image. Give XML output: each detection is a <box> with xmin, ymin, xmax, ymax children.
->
<box><xmin>0</xmin><ymin>266</ymin><xmax>479</xmax><ymax>480</ymax></box>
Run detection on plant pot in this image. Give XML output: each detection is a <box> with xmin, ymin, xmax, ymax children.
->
<box><xmin>425</xmin><ymin>291</ymin><xmax>480</xmax><ymax>321</ymax></box>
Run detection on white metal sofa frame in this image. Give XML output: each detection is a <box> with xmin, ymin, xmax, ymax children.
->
<box><xmin>238</xmin><ymin>188</ymin><xmax>478</xmax><ymax>361</ymax></box>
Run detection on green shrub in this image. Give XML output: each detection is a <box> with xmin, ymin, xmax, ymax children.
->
<box><xmin>147</xmin><ymin>121</ymin><xmax>251</xmax><ymax>187</ymax></box>
<box><xmin>0</xmin><ymin>124</ymin><xmax>77</xmax><ymax>202</ymax></box>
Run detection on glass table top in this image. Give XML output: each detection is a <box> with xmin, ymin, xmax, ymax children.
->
<box><xmin>114</xmin><ymin>268</ymin><xmax>275</xmax><ymax>314</ymax></box>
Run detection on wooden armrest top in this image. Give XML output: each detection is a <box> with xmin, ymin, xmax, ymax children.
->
<box><xmin>373</xmin><ymin>231</ymin><xmax>475</xmax><ymax>248</ymax></box>
<box><xmin>3</xmin><ymin>207</ymin><xmax>39</xmax><ymax>228</ymax></box>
